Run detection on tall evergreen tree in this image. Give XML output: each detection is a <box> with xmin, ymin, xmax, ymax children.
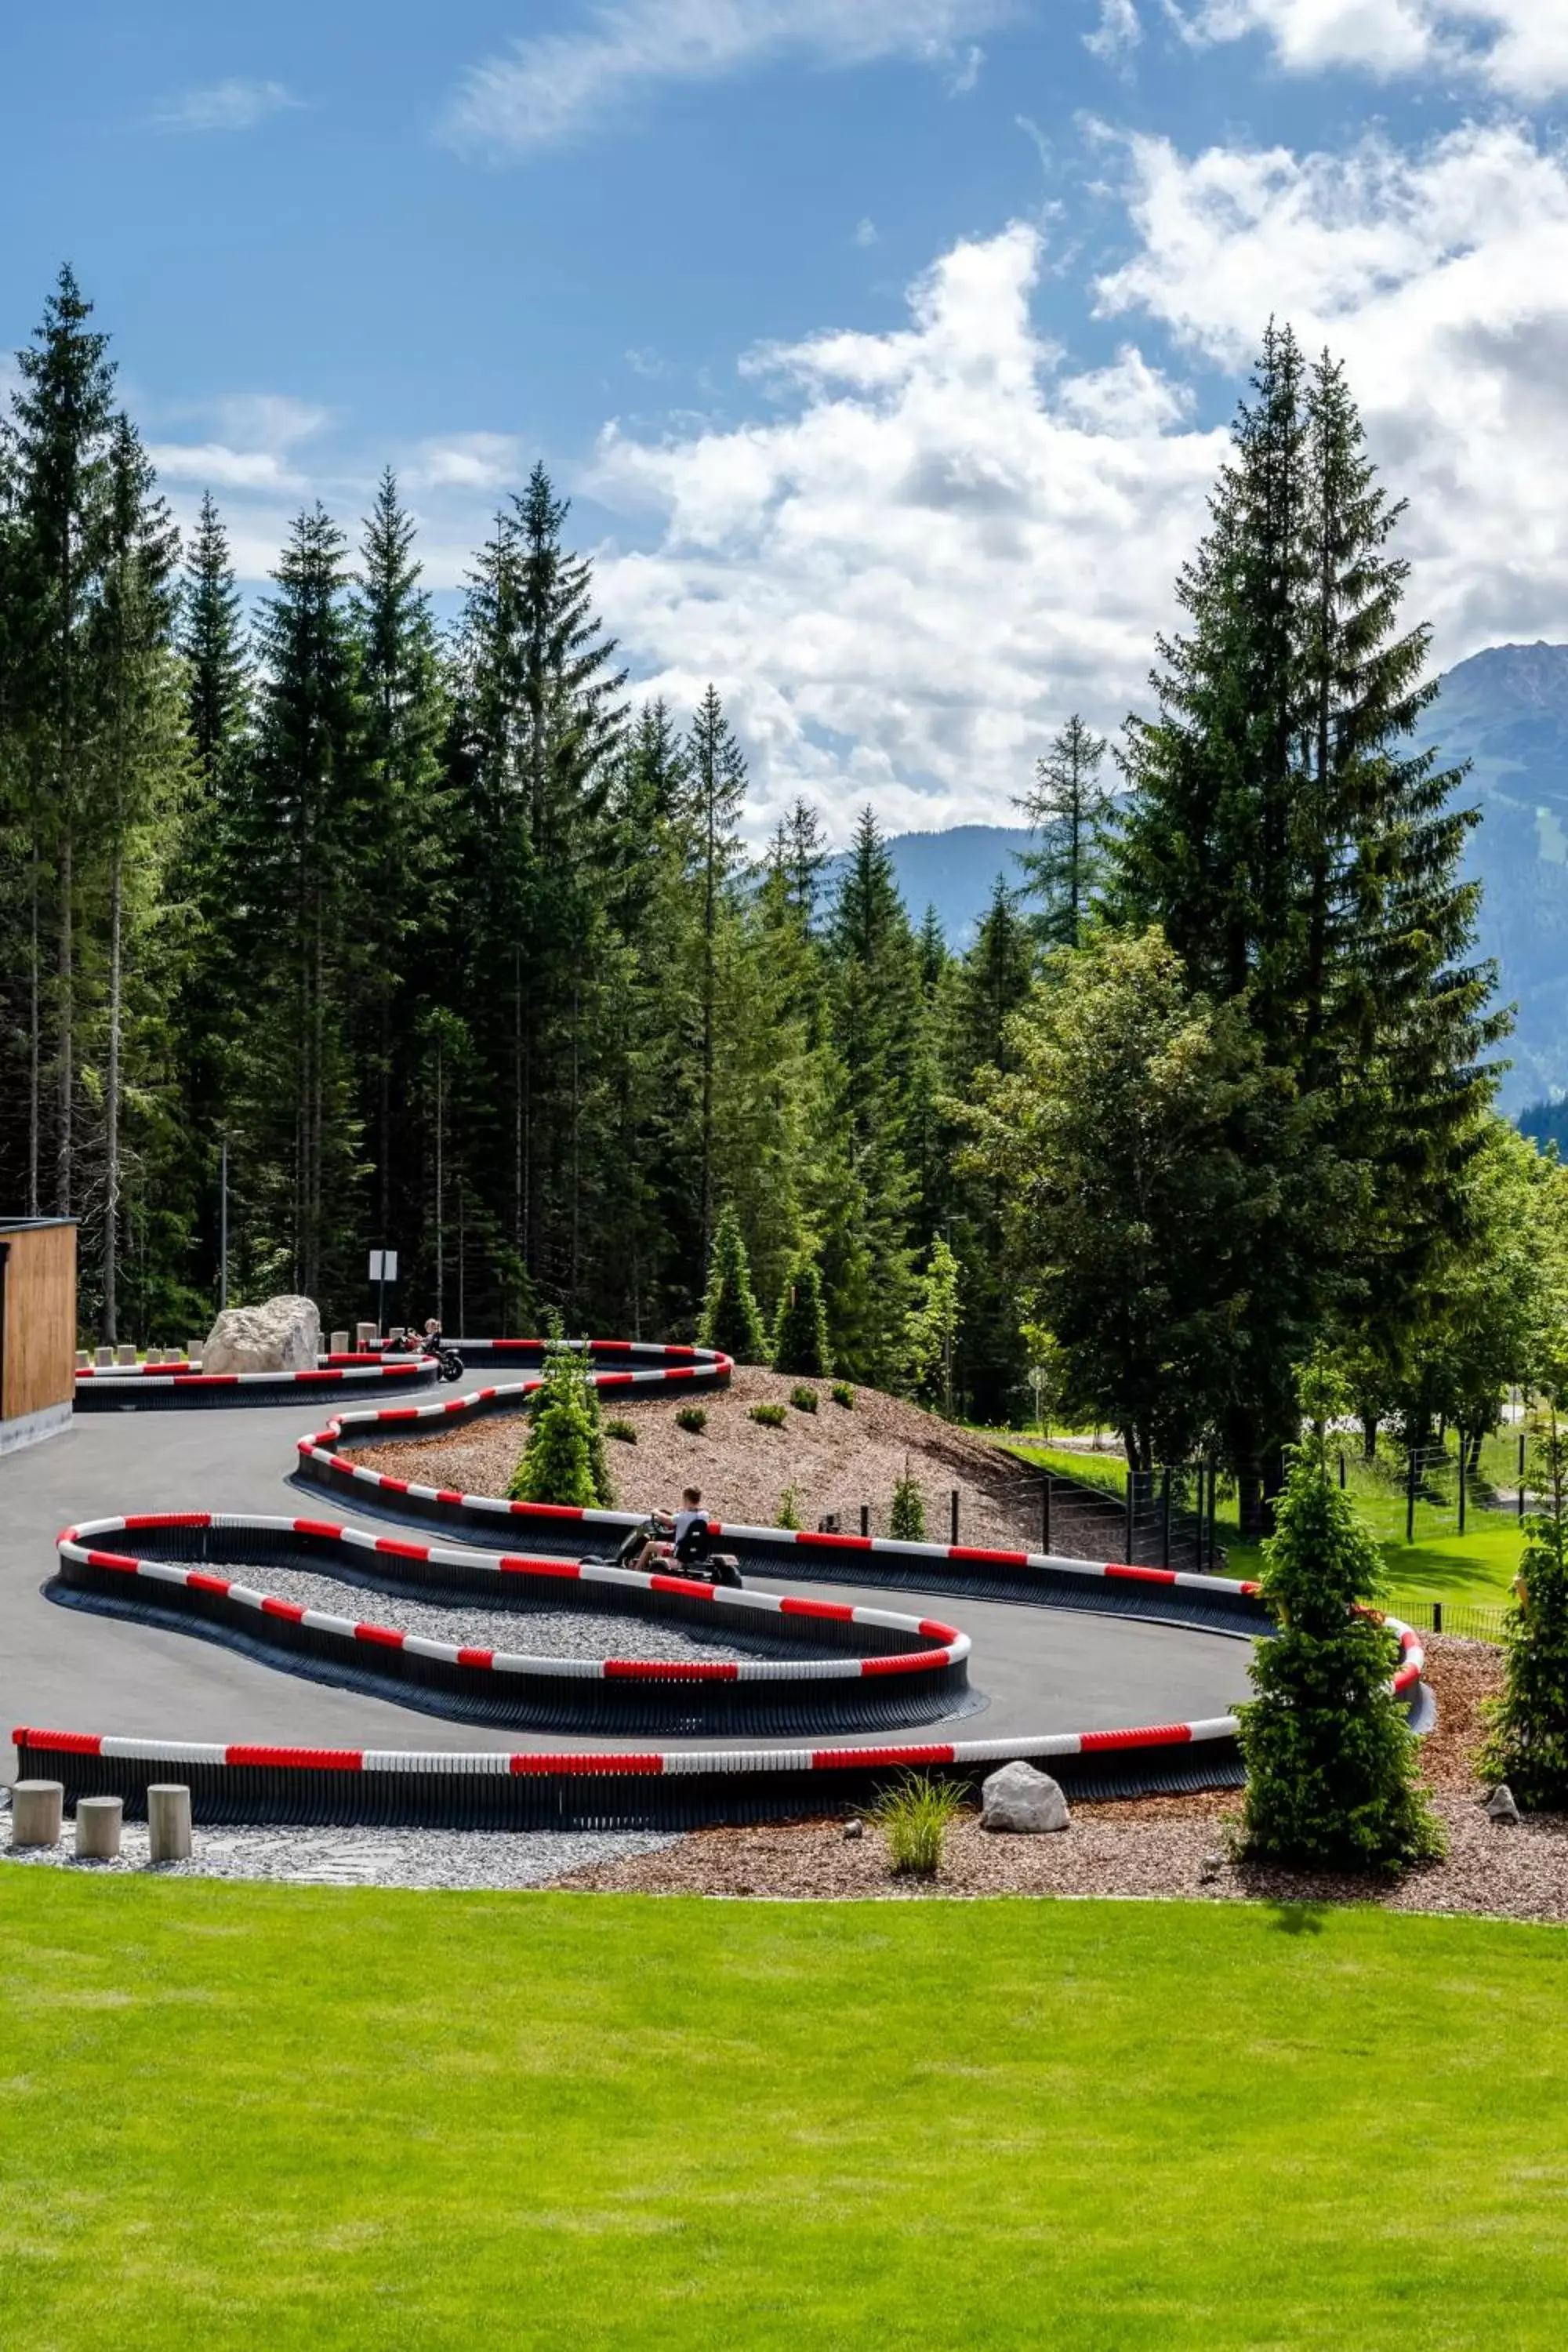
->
<box><xmin>683</xmin><ymin>684</ymin><xmax>747</xmax><ymax>1261</ymax></box>
<box><xmin>1017</xmin><ymin>714</ymin><xmax>1111</xmax><ymax>949</ymax></box>
<box><xmin>8</xmin><ymin>266</ymin><xmax>118</xmax><ymax>1215</ymax></box>
<box><xmin>1112</xmin><ymin>325</ymin><xmax>1501</xmax><ymax>1530</ymax></box>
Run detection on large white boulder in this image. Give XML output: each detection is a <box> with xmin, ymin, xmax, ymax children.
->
<box><xmin>201</xmin><ymin>1295</ymin><xmax>321</xmax><ymax>1376</ymax></box>
<box><xmin>981</xmin><ymin>1760</ymin><xmax>1071</xmax><ymax>1834</ymax></box>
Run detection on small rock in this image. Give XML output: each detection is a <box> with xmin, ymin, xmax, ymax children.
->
<box><xmin>842</xmin><ymin>1818</ymin><xmax>864</xmax><ymax>1841</ymax></box>
<box><xmin>1199</xmin><ymin>1852</ymin><xmax>1225</xmax><ymax>1882</ymax></box>
<box><xmin>980</xmin><ymin>1760</ymin><xmax>1070</xmax><ymax>1834</ymax></box>
<box><xmin>1486</xmin><ymin>1784</ymin><xmax>1521</xmax><ymax>1825</ymax></box>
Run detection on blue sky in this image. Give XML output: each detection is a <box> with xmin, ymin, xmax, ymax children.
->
<box><xmin>4</xmin><ymin>2</ymin><xmax>1567</xmax><ymax>834</ymax></box>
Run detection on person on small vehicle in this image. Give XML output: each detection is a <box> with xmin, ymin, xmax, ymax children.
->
<box><xmin>627</xmin><ymin>1487</ymin><xmax>708</xmax><ymax>1575</ymax></box>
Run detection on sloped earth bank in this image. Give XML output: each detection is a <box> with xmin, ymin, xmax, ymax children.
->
<box><xmin>360</xmin><ymin>1365</ymin><xmax>1054</xmax><ymax>1548</ymax></box>
<box><xmin>562</xmin><ymin>1639</ymin><xmax>1568</xmax><ymax>1924</ymax></box>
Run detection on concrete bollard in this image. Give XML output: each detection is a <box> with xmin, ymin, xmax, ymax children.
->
<box><xmin>116</xmin><ymin>1342</ymin><xmax>137</xmax><ymax>1367</ymax></box>
<box><xmin>96</xmin><ymin>1345</ymin><xmax>114</xmax><ymax>1368</ymax></box>
<box><xmin>330</xmin><ymin>1328</ymin><xmax>350</xmax><ymax>1355</ymax></box>
<box><xmin>75</xmin><ymin>1795</ymin><xmax>123</xmax><ymax>1860</ymax></box>
<box><xmin>147</xmin><ymin>1784</ymin><xmax>193</xmax><ymax>1864</ymax></box>
<box><xmin>186</xmin><ymin>1341</ymin><xmax>202</xmax><ymax>1367</ymax></box>
<box><xmin>76</xmin><ymin>1349</ymin><xmax>90</xmax><ymax>1370</ymax></box>
<box><xmin>11</xmin><ymin>1781</ymin><xmax>64</xmax><ymax>1846</ymax></box>
<box><xmin>356</xmin><ymin>1320</ymin><xmax>379</xmax><ymax>1348</ymax></box>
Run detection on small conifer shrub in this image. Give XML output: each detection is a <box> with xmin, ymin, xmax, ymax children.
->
<box><xmin>674</xmin><ymin>1405</ymin><xmax>707</xmax><ymax>1435</ymax></box>
<box><xmin>1238</xmin><ymin>1388</ymin><xmax>1442</xmax><ymax>1873</ymax></box>
<box><xmin>776</xmin><ymin>1484</ymin><xmax>803</xmax><ymax>1530</ymax></box>
<box><xmin>508</xmin><ymin>1342</ymin><xmax>613</xmax><ymax>1508</ymax></box>
<box><xmin>750</xmin><ymin>1402</ymin><xmax>786</xmax><ymax>1429</ymax></box>
<box><xmin>697</xmin><ymin>1206</ymin><xmax>767</xmax><ymax>1363</ymax></box>
<box><xmin>772</xmin><ymin>1260</ymin><xmax>829</xmax><ymax>1378</ymax></box>
<box><xmin>1483</xmin><ymin>1421</ymin><xmax>1568</xmax><ymax>1809</ymax></box>
<box><xmin>789</xmin><ymin>1384</ymin><xmax>818</xmax><ymax>1414</ymax></box>
<box><xmin>830</xmin><ymin>1381</ymin><xmax>855</xmax><ymax>1410</ymax></box>
<box><xmin>890</xmin><ymin>1461</ymin><xmax>927</xmax><ymax>1542</ymax></box>
<box><xmin>604</xmin><ymin>1417</ymin><xmax>637</xmax><ymax>1444</ymax></box>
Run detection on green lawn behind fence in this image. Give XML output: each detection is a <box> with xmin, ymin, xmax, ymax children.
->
<box><xmin>3</xmin><ymin>1874</ymin><xmax>1568</xmax><ymax>2350</ymax></box>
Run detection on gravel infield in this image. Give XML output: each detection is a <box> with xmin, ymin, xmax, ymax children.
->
<box><xmin>170</xmin><ymin>1560</ymin><xmax>757</xmax><ymax>1664</ymax></box>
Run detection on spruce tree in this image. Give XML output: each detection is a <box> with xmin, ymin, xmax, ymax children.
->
<box><xmin>698</xmin><ymin>1203</ymin><xmax>767</xmax><ymax>1362</ymax></box>
<box><xmin>772</xmin><ymin>1258</ymin><xmax>829</xmax><ymax>1377</ymax></box>
<box><xmin>508</xmin><ymin>1344</ymin><xmax>603</xmax><ymax>1508</ymax></box>
<box><xmin>1018</xmin><ymin>714</ymin><xmax>1111</xmax><ymax>949</ymax></box>
<box><xmin>1112</xmin><ymin>325</ymin><xmax>1501</xmax><ymax>1533</ymax></box>
<box><xmin>183</xmin><ymin>491</ymin><xmax>249</xmax><ymax>783</ymax></box>
<box><xmin>683</xmin><ymin>684</ymin><xmax>747</xmax><ymax>1260</ymax></box>
<box><xmin>8</xmin><ymin>266</ymin><xmax>118</xmax><ymax>1216</ymax></box>
<box><xmin>1238</xmin><ymin>1409</ymin><xmax>1442</xmax><ymax>1871</ymax></box>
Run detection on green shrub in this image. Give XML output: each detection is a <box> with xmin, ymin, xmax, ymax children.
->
<box><xmin>869</xmin><ymin>1773</ymin><xmax>964</xmax><ymax>1877</ymax></box>
<box><xmin>674</xmin><ymin>1405</ymin><xmax>707</xmax><ymax>1435</ymax></box>
<box><xmin>1238</xmin><ymin>1419</ymin><xmax>1442</xmax><ymax>1873</ymax></box>
<box><xmin>697</xmin><ymin>1206</ymin><xmax>767</xmax><ymax>1363</ymax></box>
<box><xmin>604</xmin><ymin>1418</ymin><xmax>637</xmax><ymax>1444</ymax></box>
<box><xmin>749</xmin><ymin>1402</ymin><xmax>786</xmax><ymax>1429</ymax></box>
<box><xmin>772</xmin><ymin>1260</ymin><xmax>829</xmax><ymax>1378</ymax></box>
<box><xmin>789</xmin><ymin>1384</ymin><xmax>818</xmax><ymax>1414</ymax></box>
<box><xmin>830</xmin><ymin>1381</ymin><xmax>855</xmax><ymax>1410</ymax></box>
<box><xmin>508</xmin><ymin>1343</ymin><xmax>612</xmax><ymax>1509</ymax></box>
<box><xmin>1483</xmin><ymin>1423</ymin><xmax>1568</xmax><ymax>1808</ymax></box>
<box><xmin>890</xmin><ymin>1461</ymin><xmax>926</xmax><ymax>1543</ymax></box>
<box><xmin>776</xmin><ymin>1484</ymin><xmax>802</xmax><ymax>1531</ymax></box>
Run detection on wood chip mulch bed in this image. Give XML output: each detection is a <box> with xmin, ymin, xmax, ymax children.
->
<box><xmin>554</xmin><ymin>1639</ymin><xmax>1568</xmax><ymax>1924</ymax></box>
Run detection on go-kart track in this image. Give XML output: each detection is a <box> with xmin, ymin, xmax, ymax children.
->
<box><xmin>4</xmin><ymin>1341</ymin><xmax>1430</xmax><ymax>1830</ymax></box>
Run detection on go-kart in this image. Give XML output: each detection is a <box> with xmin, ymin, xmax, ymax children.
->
<box><xmin>588</xmin><ymin>1512</ymin><xmax>743</xmax><ymax>1589</ymax></box>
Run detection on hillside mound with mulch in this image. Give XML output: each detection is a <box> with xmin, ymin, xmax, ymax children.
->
<box><xmin>361</xmin><ymin>1364</ymin><xmax>1054</xmax><ymax>1548</ymax></box>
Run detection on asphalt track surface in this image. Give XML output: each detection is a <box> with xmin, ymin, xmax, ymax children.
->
<box><xmin>1</xmin><ymin>1402</ymin><xmax>1258</xmax><ymax>1783</ymax></box>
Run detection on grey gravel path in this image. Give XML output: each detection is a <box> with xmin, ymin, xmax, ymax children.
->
<box><xmin>0</xmin><ymin>1794</ymin><xmax>673</xmax><ymax>1889</ymax></box>
<box><xmin>205</xmin><ymin>1560</ymin><xmax>755</xmax><ymax>1663</ymax></box>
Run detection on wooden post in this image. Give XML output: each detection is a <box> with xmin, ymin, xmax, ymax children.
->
<box><xmin>1519</xmin><ymin>1430</ymin><xmax>1527</xmax><ymax>1521</ymax></box>
<box><xmin>1457</xmin><ymin>1427</ymin><xmax>1467</xmax><ymax>1535</ymax></box>
<box><xmin>950</xmin><ymin>1489</ymin><xmax>960</xmax><ymax>1544</ymax></box>
<box><xmin>1406</xmin><ymin>1446</ymin><xmax>1417</xmax><ymax>1544</ymax></box>
<box><xmin>11</xmin><ymin>1781</ymin><xmax>63</xmax><ymax>1846</ymax></box>
<box><xmin>1160</xmin><ymin>1467</ymin><xmax>1171</xmax><ymax>1571</ymax></box>
<box><xmin>858</xmin><ymin>1504</ymin><xmax>869</xmax><ymax>1539</ymax></box>
<box><xmin>1040</xmin><ymin>1474</ymin><xmax>1051</xmax><ymax>1556</ymax></box>
<box><xmin>75</xmin><ymin>1795</ymin><xmax>122</xmax><ymax>1860</ymax></box>
<box><xmin>1124</xmin><ymin>1469</ymin><xmax>1135</xmax><ymax>1563</ymax></box>
<box><xmin>147</xmin><ymin>1784</ymin><xmax>192</xmax><ymax>1864</ymax></box>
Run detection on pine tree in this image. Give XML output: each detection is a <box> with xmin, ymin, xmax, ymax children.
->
<box><xmin>698</xmin><ymin>1203</ymin><xmax>767</xmax><ymax>1361</ymax></box>
<box><xmin>8</xmin><ymin>266</ymin><xmax>118</xmax><ymax>1216</ymax></box>
<box><xmin>89</xmin><ymin>412</ymin><xmax>185</xmax><ymax>1341</ymax></box>
<box><xmin>241</xmin><ymin>504</ymin><xmax>367</xmax><ymax>1305</ymax></box>
<box><xmin>507</xmin><ymin>1342</ymin><xmax>604</xmax><ymax>1508</ymax></box>
<box><xmin>684</xmin><ymin>684</ymin><xmax>747</xmax><ymax>1261</ymax></box>
<box><xmin>1239</xmin><ymin>1405</ymin><xmax>1443</xmax><ymax>1871</ymax></box>
<box><xmin>772</xmin><ymin>1258</ymin><xmax>829</xmax><ymax>1377</ymax></box>
<box><xmin>1112</xmin><ymin>325</ymin><xmax>1502</xmax><ymax>1532</ymax></box>
<box><xmin>1017</xmin><ymin>715</ymin><xmax>1111</xmax><ymax>948</ymax></box>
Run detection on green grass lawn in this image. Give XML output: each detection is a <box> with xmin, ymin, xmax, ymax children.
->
<box><xmin>4</xmin><ymin>1875</ymin><xmax>1568</xmax><ymax>2350</ymax></box>
<box><xmin>1007</xmin><ymin>1440</ymin><xmax>1523</xmax><ymax>1619</ymax></box>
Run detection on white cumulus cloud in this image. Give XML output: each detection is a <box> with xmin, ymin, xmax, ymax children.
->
<box><xmin>1180</xmin><ymin>1</ymin><xmax>1568</xmax><ymax>97</ymax></box>
<box><xmin>442</xmin><ymin>0</ymin><xmax>1010</xmax><ymax>155</ymax></box>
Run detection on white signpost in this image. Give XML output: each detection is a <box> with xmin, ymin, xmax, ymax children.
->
<box><xmin>368</xmin><ymin>1249</ymin><xmax>398</xmax><ymax>1338</ymax></box>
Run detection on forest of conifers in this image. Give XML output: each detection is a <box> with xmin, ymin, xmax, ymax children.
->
<box><xmin>4</xmin><ymin>272</ymin><xmax>1565</xmax><ymax>1521</ymax></box>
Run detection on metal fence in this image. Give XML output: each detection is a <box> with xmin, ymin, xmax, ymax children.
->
<box><xmin>1334</xmin><ymin>1431</ymin><xmax>1530</xmax><ymax>1548</ymax></box>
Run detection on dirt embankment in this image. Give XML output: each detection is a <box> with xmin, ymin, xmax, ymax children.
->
<box><xmin>361</xmin><ymin>1364</ymin><xmax>1054</xmax><ymax>1548</ymax></box>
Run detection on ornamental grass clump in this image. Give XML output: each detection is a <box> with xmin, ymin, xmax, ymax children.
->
<box><xmin>789</xmin><ymin>1384</ymin><xmax>818</xmax><ymax>1414</ymax></box>
<box><xmin>674</xmin><ymin>1405</ymin><xmax>707</xmax><ymax>1435</ymax></box>
<box><xmin>604</xmin><ymin>1418</ymin><xmax>637</xmax><ymax>1444</ymax></box>
<box><xmin>831</xmin><ymin>1381</ymin><xmax>855</xmax><ymax>1410</ymax></box>
<box><xmin>869</xmin><ymin>1773</ymin><xmax>965</xmax><ymax>1878</ymax></box>
<box><xmin>750</xmin><ymin>1402</ymin><xmax>786</xmax><ymax>1429</ymax></box>
<box><xmin>1237</xmin><ymin>1419</ymin><xmax>1442</xmax><ymax>1874</ymax></box>
<box><xmin>1483</xmin><ymin>1421</ymin><xmax>1568</xmax><ymax>1809</ymax></box>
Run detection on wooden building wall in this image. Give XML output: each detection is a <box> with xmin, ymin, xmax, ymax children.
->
<box><xmin>1</xmin><ymin>1221</ymin><xmax>77</xmax><ymax>1422</ymax></box>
